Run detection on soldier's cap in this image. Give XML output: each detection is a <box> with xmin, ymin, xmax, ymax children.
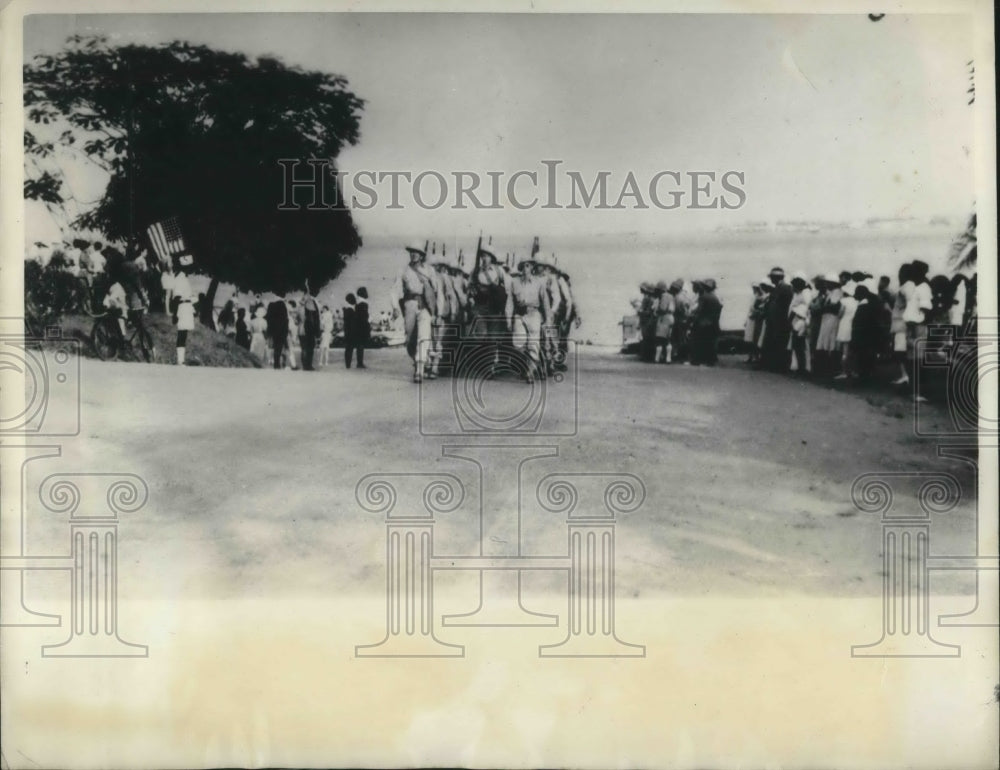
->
<box><xmin>669</xmin><ymin>279</ymin><xmax>684</xmax><ymax>293</ymax></box>
<box><xmin>639</xmin><ymin>281</ymin><xmax>654</xmax><ymax>293</ymax></box>
<box><xmin>177</xmin><ymin>253</ymin><xmax>194</xmax><ymax>267</ymax></box>
<box><xmin>691</xmin><ymin>279</ymin><xmax>706</xmax><ymax>290</ymax></box>
<box><xmin>477</xmin><ymin>247</ymin><xmax>498</xmax><ymax>262</ymax></box>
<box><xmin>405</xmin><ymin>245</ymin><xmax>426</xmax><ymax>257</ymax></box>
<box><xmin>655</xmin><ymin>280</ymin><xmax>669</xmax><ymax>293</ymax></box>
<box><xmin>517</xmin><ymin>258</ymin><xmax>536</xmax><ymax>269</ymax></box>
<box><xmin>768</xmin><ymin>266</ymin><xmax>785</xmax><ymax>277</ymax></box>
<box><xmin>702</xmin><ymin>278</ymin><xmax>717</xmax><ymax>291</ymax></box>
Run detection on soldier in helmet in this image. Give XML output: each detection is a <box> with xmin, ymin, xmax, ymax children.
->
<box><xmin>531</xmin><ymin>253</ymin><xmax>562</xmax><ymax>377</ymax></box>
<box><xmin>390</xmin><ymin>244</ymin><xmax>437</xmax><ymax>383</ymax></box>
<box><xmin>428</xmin><ymin>244</ymin><xmax>460</xmax><ymax>378</ymax></box>
<box><xmin>653</xmin><ymin>280</ymin><xmax>676</xmax><ymax>363</ymax></box>
<box><xmin>466</xmin><ymin>246</ymin><xmax>512</xmax><ymax>378</ymax></box>
<box><xmin>554</xmin><ymin>266</ymin><xmax>578</xmax><ymax>371</ymax></box>
<box><xmin>509</xmin><ymin>257</ymin><xmax>552</xmax><ymax>384</ymax></box>
<box><xmin>634</xmin><ymin>281</ymin><xmax>657</xmax><ymax>362</ymax></box>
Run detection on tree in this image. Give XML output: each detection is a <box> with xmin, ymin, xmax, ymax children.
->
<box><xmin>24</xmin><ymin>35</ymin><xmax>365</xmax><ymax>320</ymax></box>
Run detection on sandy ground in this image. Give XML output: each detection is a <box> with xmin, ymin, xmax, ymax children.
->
<box><xmin>3</xmin><ymin>347</ymin><xmax>996</xmax><ymax>769</ymax></box>
<box><xmin>23</xmin><ymin>345</ymin><xmax>980</xmax><ymax>599</ymax></box>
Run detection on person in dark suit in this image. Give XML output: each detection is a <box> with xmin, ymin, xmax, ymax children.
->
<box><xmin>265</xmin><ymin>293</ymin><xmax>289</xmax><ymax>369</ymax></box>
<box><xmin>235</xmin><ymin>307</ymin><xmax>251</xmax><ymax>350</ymax></box>
<box><xmin>689</xmin><ymin>279</ymin><xmax>723</xmax><ymax>366</ymax></box>
<box><xmin>354</xmin><ymin>287</ymin><xmax>371</xmax><ymax>369</ymax></box>
<box><xmin>343</xmin><ymin>293</ymin><xmax>358</xmax><ymax>369</ymax></box>
<box><xmin>300</xmin><ymin>284</ymin><xmax>321</xmax><ymax>371</ymax></box>
<box><xmin>762</xmin><ymin>266</ymin><xmax>794</xmax><ymax>372</ymax></box>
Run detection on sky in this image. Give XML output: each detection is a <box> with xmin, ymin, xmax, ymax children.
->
<box><xmin>23</xmin><ymin>12</ymin><xmax>977</xmax><ymax>244</ymax></box>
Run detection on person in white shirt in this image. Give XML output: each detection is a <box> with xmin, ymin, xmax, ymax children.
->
<box><xmin>902</xmin><ymin>260</ymin><xmax>933</xmax><ymax>399</ymax></box>
<box><xmin>787</xmin><ymin>272</ymin><xmax>813</xmax><ymax>375</ymax></box>
<box><xmin>319</xmin><ymin>304</ymin><xmax>334</xmax><ymax>366</ymax></box>
<box><xmin>171</xmin><ymin>253</ymin><xmax>197</xmax><ymax>365</ymax></box>
<box><xmin>102</xmin><ymin>281</ymin><xmax>128</xmax><ymax>336</ymax></box>
<box><xmin>390</xmin><ymin>245</ymin><xmax>436</xmax><ymax>382</ymax></box>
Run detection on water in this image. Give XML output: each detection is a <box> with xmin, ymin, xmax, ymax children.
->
<box><xmin>200</xmin><ymin>226</ymin><xmax>961</xmax><ymax>347</ymax></box>
<box><xmin>314</xmin><ymin>227</ymin><xmax>960</xmax><ymax>346</ymax></box>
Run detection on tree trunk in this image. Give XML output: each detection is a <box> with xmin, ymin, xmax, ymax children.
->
<box><xmin>201</xmin><ymin>277</ymin><xmax>219</xmax><ymax>330</ymax></box>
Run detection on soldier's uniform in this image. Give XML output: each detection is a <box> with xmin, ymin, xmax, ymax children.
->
<box><xmin>429</xmin><ymin>249</ymin><xmax>460</xmax><ymax>378</ymax></box>
<box><xmin>653</xmin><ymin>280</ymin><xmax>675</xmax><ymax>363</ymax></box>
<box><xmin>391</xmin><ymin>245</ymin><xmax>436</xmax><ymax>382</ymax></box>
<box><xmin>531</xmin><ymin>255</ymin><xmax>562</xmax><ymax>376</ymax></box>
<box><xmin>466</xmin><ymin>248</ymin><xmax>512</xmax><ymax>377</ymax></box>
<box><xmin>554</xmin><ymin>270</ymin><xmax>576</xmax><ymax>370</ymax></box>
<box><xmin>510</xmin><ymin>260</ymin><xmax>551</xmax><ymax>383</ymax></box>
<box><xmin>635</xmin><ymin>282</ymin><xmax>657</xmax><ymax>362</ymax></box>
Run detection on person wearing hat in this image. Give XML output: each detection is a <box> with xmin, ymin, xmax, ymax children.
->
<box><xmin>171</xmin><ymin>252</ymin><xmax>197</xmax><ymax>365</ymax></box>
<box><xmin>449</xmin><ymin>257</ymin><xmax>470</xmax><ymax>332</ymax></box>
<box><xmin>653</xmin><ymin>280</ymin><xmax>676</xmax><ymax>363</ymax></box>
<box><xmin>834</xmin><ymin>272</ymin><xmax>860</xmax><ymax>381</ymax></box>
<box><xmin>849</xmin><ymin>278</ymin><xmax>882</xmax><ymax>382</ymax></box>
<box><xmin>811</xmin><ymin>272</ymin><xmax>842</xmax><ymax>377</ymax></box>
<box><xmin>632</xmin><ymin>281</ymin><xmax>658</xmax><ymax>362</ymax></box>
<box><xmin>530</xmin><ymin>254</ymin><xmax>561</xmax><ymax>376</ymax></box>
<box><xmin>509</xmin><ymin>257</ymin><xmax>551</xmax><ymax>383</ymax></box>
<box><xmin>428</xmin><ymin>249</ymin><xmax>460</xmax><ymax>378</ymax></box>
<box><xmin>689</xmin><ymin>279</ymin><xmax>722</xmax><ymax>366</ymax></box>
<box><xmin>390</xmin><ymin>245</ymin><xmax>437</xmax><ymax>382</ymax></box>
<box><xmin>663</xmin><ymin>279</ymin><xmax>689</xmax><ymax>364</ymax></box>
<box><xmin>761</xmin><ymin>267</ymin><xmax>793</xmax><ymax>372</ymax></box>
<box><xmin>787</xmin><ymin>271</ymin><xmax>813</xmax><ymax>375</ymax></box>
<box><xmin>553</xmin><ymin>266</ymin><xmax>578</xmax><ymax>371</ymax></box>
<box><xmin>466</xmin><ymin>246</ymin><xmax>512</xmax><ymax>378</ymax></box>
<box><xmin>744</xmin><ymin>281</ymin><xmax>769</xmax><ymax>365</ymax></box>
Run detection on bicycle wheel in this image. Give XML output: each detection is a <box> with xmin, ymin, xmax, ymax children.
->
<box><xmin>136</xmin><ymin>323</ymin><xmax>155</xmax><ymax>363</ymax></box>
<box><xmin>91</xmin><ymin>317</ymin><xmax>120</xmax><ymax>361</ymax></box>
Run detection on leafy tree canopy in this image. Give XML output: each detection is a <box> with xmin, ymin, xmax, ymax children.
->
<box><xmin>25</xmin><ymin>35</ymin><xmax>365</xmax><ymax>293</ymax></box>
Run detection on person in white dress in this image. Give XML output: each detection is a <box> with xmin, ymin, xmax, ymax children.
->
<box><xmin>171</xmin><ymin>253</ymin><xmax>196</xmax><ymax>365</ymax></box>
<box><xmin>250</xmin><ymin>306</ymin><xmax>268</xmax><ymax>362</ymax></box>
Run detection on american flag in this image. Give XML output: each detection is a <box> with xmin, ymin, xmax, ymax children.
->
<box><xmin>146</xmin><ymin>217</ymin><xmax>186</xmax><ymax>264</ymax></box>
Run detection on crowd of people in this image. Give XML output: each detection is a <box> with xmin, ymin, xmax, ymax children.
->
<box><xmin>391</xmin><ymin>240</ymin><xmax>579</xmax><ymax>383</ymax></box>
<box><xmin>742</xmin><ymin>263</ymin><xmax>977</xmax><ymax>397</ymax></box>
<box><xmin>632</xmin><ymin>278</ymin><xmax>723</xmax><ymax>366</ymax></box>
<box><xmin>31</xmin><ymin>233</ymin><xmax>978</xmax><ymax>397</ymax></box>
<box><xmin>630</xmin><ymin>261</ymin><xmax>978</xmax><ymax>399</ymax></box>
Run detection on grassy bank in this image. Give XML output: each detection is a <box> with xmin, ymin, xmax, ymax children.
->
<box><xmin>51</xmin><ymin>312</ymin><xmax>262</xmax><ymax>368</ymax></box>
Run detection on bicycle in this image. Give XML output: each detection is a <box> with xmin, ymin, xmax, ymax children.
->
<box><xmin>90</xmin><ymin>308</ymin><xmax>156</xmax><ymax>362</ymax></box>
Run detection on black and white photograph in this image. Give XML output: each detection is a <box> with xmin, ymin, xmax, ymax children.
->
<box><xmin>0</xmin><ymin>1</ymin><xmax>996</xmax><ymax>767</ymax></box>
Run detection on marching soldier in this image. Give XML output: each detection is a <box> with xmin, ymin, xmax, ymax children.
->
<box><xmin>429</xmin><ymin>245</ymin><xmax>460</xmax><ymax>378</ymax></box>
<box><xmin>450</xmin><ymin>250</ymin><xmax>470</xmax><ymax>333</ymax></box>
<box><xmin>510</xmin><ymin>257</ymin><xmax>552</xmax><ymax>384</ymax></box>
<box><xmin>391</xmin><ymin>244</ymin><xmax>437</xmax><ymax>383</ymax></box>
<box><xmin>554</xmin><ymin>266</ymin><xmax>578</xmax><ymax>371</ymax></box>
<box><xmin>532</xmin><ymin>253</ymin><xmax>562</xmax><ymax>377</ymax></box>
<box><xmin>466</xmin><ymin>246</ymin><xmax>512</xmax><ymax>378</ymax></box>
